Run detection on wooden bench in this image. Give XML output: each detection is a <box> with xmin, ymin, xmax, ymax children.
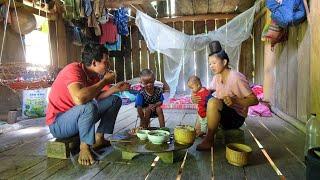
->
<box><xmin>46</xmin><ymin>135</ymin><xmax>80</xmax><ymax>159</ymax></box>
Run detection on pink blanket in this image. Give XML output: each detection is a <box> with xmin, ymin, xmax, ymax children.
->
<box><xmin>248</xmin><ymin>85</ymin><xmax>272</xmax><ymax>117</ymax></box>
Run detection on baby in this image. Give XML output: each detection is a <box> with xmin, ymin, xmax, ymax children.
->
<box><xmin>135</xmin><ymin>69</ymin><xmax>165</xmax><ymax>128</ymax></box>
<box><xmin>187</xmin><ymin>75</ymin><xmax>212</xmax><ymax>137</ymax></box>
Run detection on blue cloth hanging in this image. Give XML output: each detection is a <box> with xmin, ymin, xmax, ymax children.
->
<box><xmin>266</xmin><ymin>0</ymin><xmax>306</xmax><ymax>28</ymax></box>
<box><xmin>114</xmin><ymin>7</ymin><xmax>129</xmax><ymax>35</ymax></box>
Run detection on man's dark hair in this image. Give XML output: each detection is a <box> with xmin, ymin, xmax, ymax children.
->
<box><xmin>140</xmin><ymin>69</ymin><xmax>155</xmax><ymax>79</ymax></box>
<box><xmin>81</xmin><ymin>44</ymin><xmax>109</xmax><ymax>66</ymax></box>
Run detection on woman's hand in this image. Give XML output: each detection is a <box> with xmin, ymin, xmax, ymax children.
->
<box><xmin>223</xmin><ymin>96</ymin><xmax>235</xmax><ymax>107</ymax></box>
<box><xmin>191</xmin><ymin>94</ymin><xmax>201</xmax><ymax>104</ymax></box>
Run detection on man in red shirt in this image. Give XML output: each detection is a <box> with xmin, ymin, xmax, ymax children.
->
<box><xmin>46</xmin><ymin>44</ymin><xmax>130</xmax><ymax>165</ymax></box>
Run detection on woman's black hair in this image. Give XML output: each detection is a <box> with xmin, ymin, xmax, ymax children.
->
<box><xmin>81</xmin><ymin>44</ymin><xmax>109</xmax><ymax>66</ymax></box>
<box><xmin>208</xmin><ymin>41</ymin><xmax>229</xmax><ymax>66</ymax></box>
<box><xmin>210</xmin><ymin>50</ymin><xmax>230</xmax><ymax>66</ymax></box>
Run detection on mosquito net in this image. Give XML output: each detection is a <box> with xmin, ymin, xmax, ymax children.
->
<box><xmin>135</xmin><ymin>1</ymin><xmax>262</xmax><ymax>97</ymax></box>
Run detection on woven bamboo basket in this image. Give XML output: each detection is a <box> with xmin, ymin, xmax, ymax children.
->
<box><xmin>174</xmin><ymin>125</ymin><xmax>196</xmax><ymax>145</ymax></box>
<box><xmin>226</xmin><ymin>143</ymin><xmax>252</xmax><ymax>166</ymax></box>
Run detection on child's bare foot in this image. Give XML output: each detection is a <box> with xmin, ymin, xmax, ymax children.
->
<box><xmin>196</xmin><ymin>138</ymin><xmax>213</xmax><ymax>151</ymax></box>
<box><xmin>78</xmin><ymin>143</ymin><xmax>95</xmax><ymax>165</ymax></box>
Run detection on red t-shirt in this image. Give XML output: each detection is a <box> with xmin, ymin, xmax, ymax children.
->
<box><xmin>46</xmin><ymin>62</ymin><xmax>109</xmax><ymax>125</ymax></box>
<box><xmin>195</xmin><ymin>87</ymin><xmax>211</xmax><ymax>118</ymax></box>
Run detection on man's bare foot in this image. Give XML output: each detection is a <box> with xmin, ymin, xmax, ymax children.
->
<box><xmin>93</xmin><ymin>138</ymin><xmax>111</xmax><ymax>150</ymax></box>
<box><xmin>196</xmin><ymin>138</ymin><xmax>213</xmax><ymax>151</ymax></box>
<box><xmin>78</xmin><ymin>143</ymin><xmax>95</xmax><ymax>166</ymax></box>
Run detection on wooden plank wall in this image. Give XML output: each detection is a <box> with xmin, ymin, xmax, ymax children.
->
<box><xmin>48</xmin><ymin>15</ymin><xmax>68</xmax><ymax>68</ymax></box>
<box><xmin>254</xmin><ymin>16</ymin><xmax>310</xmax><ymax>123</ymax></box>
<box><xmin>310</xmin><ymin>0</ymin><xmax>320</xmax><ymax>116</ymax></box>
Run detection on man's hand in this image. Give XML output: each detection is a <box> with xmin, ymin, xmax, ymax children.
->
<box><xmin>103</xmin><ymin>70</ymin><xmax>116</xmax><ymax>83</ymax></box>
<box><xmin>115</xmin><ymin>81</ymin><xmax>131</xmax><ymax>92</ymax></box>
<box><xmin>223</xmin><ymin>96</ymin><xmax>235</xmax><ymax>107</ymax></box>
<box><xmin>191</xmin><ymin>93</ymin><xmax>201</xmax><ymax>104</ymax></box>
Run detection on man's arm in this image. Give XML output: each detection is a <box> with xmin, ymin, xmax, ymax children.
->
<box><xmin>97</xmin><ymin>81</ymin><xmax>130</xmax><ymax>100</ymax></box>
<box><xmin>68</xmin><ymin>72</ymin><xmax>115</xmax><ymax>105</ymax></box>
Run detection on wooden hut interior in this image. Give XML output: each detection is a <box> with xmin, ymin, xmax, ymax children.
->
<box><xmin>0</xmin><ymin>0</ymin><xmax>319</xmax><ymax>179</ymax></box>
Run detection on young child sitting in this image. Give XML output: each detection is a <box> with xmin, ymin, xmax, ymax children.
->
<box><xmin>187</xmin><ymin>75</ymin><xmax>212</xmax><ymax>137</ymax></box>
<box><xmin>135</xmin><ymin>69</ymin><xmax>165</xmax><ymax>128</ymax></box>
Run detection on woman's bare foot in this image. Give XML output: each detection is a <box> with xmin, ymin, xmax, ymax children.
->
<box><xmin>196</xmin><ymin>138</ymin><xmax>213</xmax><ymax>151</ymax></box>
<box><xmin>78</xmin><ymin>143</ymin><xmax>95</xmax><ymax>166</ymax></box>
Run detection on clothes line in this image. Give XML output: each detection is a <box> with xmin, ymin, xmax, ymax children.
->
<box><xmin>107</xmin><ymin>10</ymin><xmax>136</xmax><ymax>19</ymax></box>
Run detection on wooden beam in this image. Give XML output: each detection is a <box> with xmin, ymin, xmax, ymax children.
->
<box><xmin>157</xmin><ymin>13</ymin><xmax>238</xmax><ymax>23</ymax></box>
<box><xmin>11</xmin><ymin>1</ymin><xmax>55</xmax><ymax>19</ymax></box>
<box><xmin>105</xmin><ymin>0</ymin><xmax>165</xmax><ymax>8</ymax></box>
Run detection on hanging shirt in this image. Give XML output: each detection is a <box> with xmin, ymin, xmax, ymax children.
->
<box><xmin>114</xmin><ymin>7</ymin><xmax>129</xmax><ymax>35</ymax></box>
<box><xmin>104</xmin><ymin>34</ymin><xmax>121</xmax><ymax>51</ymax></box>
<box><xmin>100</xmin><ymin>19</ymin><xmax>118</xmax><ymax>44</ymax></box>
<box><xmin>209</xmin><ymin>69</ymin><xmax>253</xmax><ymax>117</ymax></box>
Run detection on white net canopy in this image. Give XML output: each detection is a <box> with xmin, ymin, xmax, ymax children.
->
<box><xmin>135</xmin><ymin>1</ymin><xmax>262</xmax><ymax>97</ymax></box>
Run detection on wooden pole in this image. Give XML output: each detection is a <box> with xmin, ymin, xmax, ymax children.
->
<box><xmin>262</xmin><ymin>10</ymin><xmax>275</xmax><ymax>105</ymax></box>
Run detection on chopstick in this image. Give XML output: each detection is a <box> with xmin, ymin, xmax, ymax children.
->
<box><xmin>109</xmin><ymin>139</ymin><xmax>132</xmax><ymax>143</ymax></box>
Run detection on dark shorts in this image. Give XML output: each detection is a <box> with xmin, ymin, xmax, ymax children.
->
<box><xmin>219</xmin><ymin>103</ymin><xmax>245</xmax><ymax>130</ymax></box>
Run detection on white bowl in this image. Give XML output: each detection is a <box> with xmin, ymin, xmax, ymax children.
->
<box><xmin>147</xmin><ymin>130</ymin><xmax>169</xmax><ymax>144</ymax></box>
<box><xmin>136</xmin><ymin>130</ymin><xmax>149</xmax><ymax>140</ymax></box>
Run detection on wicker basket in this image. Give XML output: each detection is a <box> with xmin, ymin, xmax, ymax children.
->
<box><xmin>174</xmin><ymin>125</ymin><xmax>196</xmax><ymax>145</ymax></box>
<box><xmin>226</xmin><ymin>143</ymin><xmax>252</xmax><ymax>166</ymax></box>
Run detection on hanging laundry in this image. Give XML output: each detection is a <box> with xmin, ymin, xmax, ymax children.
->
<box><xmin>66</xmin><ymin>21</ymin><xmax>83</xmax><ymax>46</ymax></box>
<box><xmin>63</xmin><ymin>0</ymin><xmax>77</xmax><ymax>20</ymax></box>
<box><xmin>83</xmin><ymin>0</ymin><xmax>92</xmax><ymax>17</ymax></box>
<box><xmin>79</xmin><ymin>0</ymin><xmax>85</xmax><ymax>17</ymax></box>
<box><xmin>0</xmin><ymin>4</ymin><xmax>12</xmax><ymax>24</ymax></box>
<box><xmin>93</xmin><ymin>0</ymin><xmax>100</xmax><ymax>18</ymax></box>
<box><xmin>114</xmin><ymin>7</ymin><xmax>129</xmax><ymax>35</ymax></box>
<box><xmin>74</xmin><ymin>0</ymin><xmax>81</xmax><ymax>19</ymax></box>
<box><xmin>100</xmin><ymin>19</ymin><xmax>118</xmax><ymax>44</ymax></box>
<box><xmin>104</xmin><ymin>34</ymin><xmax>121</xmax><ymax>51</ymax></box>
<box><xmin>266</xmin><ymin>0</ymin><xmax>306</xmax><ymax>28</ymax></box>
<box><xmin>98</xmin><ymin>9</ymin><xmax>109</xmax><ymax>24</ymax></box>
